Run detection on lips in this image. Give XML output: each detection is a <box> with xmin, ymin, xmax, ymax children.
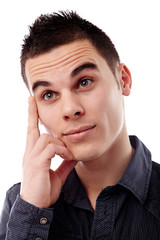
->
<box><xmin>63</xmin><ymin>125</ymin><xmax>96</xmax><ymax>141</ymax></box>
<box><xmin>63</xmin><ymin>125</ymin><xmax>95</xmax><ymax>135</ymax></box>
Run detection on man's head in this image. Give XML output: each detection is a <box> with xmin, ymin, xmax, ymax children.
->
<box><xmin>21</xmin><ymin>11</ymin><xmax>120</xmax><ymax>89</ymax></box>
<box><xmin>23</xmin><ymin>11</ymin><xmax>132</xmax><ymax>161</ymax></box>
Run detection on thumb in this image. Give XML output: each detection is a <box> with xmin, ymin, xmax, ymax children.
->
<box><xmin>55</xmin><ymin>160</ymin><xmax>77</xmax><ymax>185</ymax></box>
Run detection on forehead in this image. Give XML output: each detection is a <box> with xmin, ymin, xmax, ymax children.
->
<box><xmin>25</xmin><ymin>40</ymin><xmax>104</xmax><ymax>79</ymax></box>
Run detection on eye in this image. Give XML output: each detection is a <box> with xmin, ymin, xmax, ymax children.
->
<box><xmin>42</xmin><ymin>91</ymin><xmax>57</xmax><ymax>101</ymax></box>
<box><xmin>78</xmin><ymin>79</ymin><xmax>93</xmax><ymax>89</ymax></box>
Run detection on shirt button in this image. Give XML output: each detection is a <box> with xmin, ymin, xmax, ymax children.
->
<box><xmin>40</xmin><ymin>217</ymin><xmax>48</xmax><ymax>225</ymax></box>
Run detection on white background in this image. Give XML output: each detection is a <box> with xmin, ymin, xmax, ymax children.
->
<box><xmin>0</xmin><ymin>0</ymin><xmax>160</xmax><ymax>209</ymax></box>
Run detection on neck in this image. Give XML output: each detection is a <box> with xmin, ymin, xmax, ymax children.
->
<box><xmin>75</xmin><ymin>126</ymin><xmax>134</xmax><ymax>209</ymax></box>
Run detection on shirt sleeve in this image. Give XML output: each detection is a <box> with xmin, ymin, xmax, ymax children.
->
<box><xmin>0</xmin><ymin>185</ymin><xmax>53</xmax><ymax>240</ymax></box>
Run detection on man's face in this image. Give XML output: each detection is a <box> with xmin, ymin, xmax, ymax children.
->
<box><xmin>25</xmin><ymin>40</ymin><xmax>128</xmax><ymax>161</ymax></box>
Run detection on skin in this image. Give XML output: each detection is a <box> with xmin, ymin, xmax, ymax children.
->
<box><xmin>21</xmin><ymin>39</ymin><xmax>133</xmax><ymax>209</ymax></box>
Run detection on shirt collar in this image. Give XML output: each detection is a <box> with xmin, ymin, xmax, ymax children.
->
<box><xmin>62</xmin><ymin>136</ymin><xmax>152</xmax><ymax>208</ymax></box>
<box><xmin>62</xmin><ymin>167</ymin><xmax>93</xmax><ymax>211</ymax></box>
<box><xmin>118</xmin><ymin>136</ymin><xmax>152</xmax><ymax>204</ymax></box>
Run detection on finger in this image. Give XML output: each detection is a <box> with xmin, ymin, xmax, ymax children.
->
<box><xmin>55</xmin><ymin>160</ymin><xmax>77</xmax><ymax>185</ymax></box>
<box><xmin>32</xmin><ymin>133</ymin><xmax>65</xmax><ymax>156</ymax></box>
<box><xmin>25</xmin><ymin>96</ymin><xmax>40</xmax><ymax>153</ymax></box>
<box><xmin>40</xmin><ymin>143</ymin><xmax>74</xmax><ymax>162</ymax></box>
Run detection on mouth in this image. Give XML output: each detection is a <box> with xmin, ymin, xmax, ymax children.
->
<box><xmin>63</xmin><ymin>125</ymin><xmax>96</xmax><ymax>142</ymax></box>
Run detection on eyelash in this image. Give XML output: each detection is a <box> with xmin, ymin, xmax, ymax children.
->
<box><xmin>41</xmin><ymin>78</ymin><xmax>93</xmax><ymax>101</ymax></box>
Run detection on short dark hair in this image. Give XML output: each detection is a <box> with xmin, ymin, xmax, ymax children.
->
<box><xmin>21</xmin><ymin>11</ymin><xmax>120</xmax><ymax>88</ymax></box>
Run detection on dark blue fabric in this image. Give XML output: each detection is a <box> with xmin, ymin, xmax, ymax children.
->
<box><xmin>1</xmin><ymin>136</ymin><xmax>160</xmax><ymax>239</ymax></box>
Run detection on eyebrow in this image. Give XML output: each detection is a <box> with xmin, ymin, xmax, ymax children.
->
<box><xmin>32</xmin><ymin>62</ymin><xmax>98</xmax><ymax>93</ymax></box>
<box><xmin>32</xmin><ymin>81</ymin><xmax>52</xmax><ymax>93</ymax></box>
<box><xmin>71</xmin><ymin>62</ymin><xmax>98</xmax><ymax>77</ymax></box>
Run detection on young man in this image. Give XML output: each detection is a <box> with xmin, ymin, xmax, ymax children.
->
<box><xmin>1</xmin><ymin>11</ymin><xmax>160</xmax><ymax>240</ymax></box>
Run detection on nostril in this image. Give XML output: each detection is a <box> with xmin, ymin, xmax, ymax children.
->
<box><xmin>75</xmin><ymin>112</ymin><xmax>81</xmax><ymax>116</ymax></box>
<box><xmin>64</xmin><ymin>111</ymin><xmax>82</xmax><ymax>120</ymax></box>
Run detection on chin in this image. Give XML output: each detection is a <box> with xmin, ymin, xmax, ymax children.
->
<box><xmin>68</xmin><ymin>143</ymin><xmax>102</xmax><ymax>162</ymax></box>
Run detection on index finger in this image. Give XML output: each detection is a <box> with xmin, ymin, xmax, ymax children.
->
<box><xmin>25</xmin><ymin>96</ymin><xmax>40</xmax><ymax>152</ymax></box>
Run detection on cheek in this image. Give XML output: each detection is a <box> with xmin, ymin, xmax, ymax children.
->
<box><xmin>86</xmin><ymin>89</ymin><xmax>111</xmax><ymax>116</ymax></box>
<box><xmin>89</xmin><ymin>87</ymin><xmax>124</xmax><ymax>128</ymax></box>
<box><xmin>37</xmin><ymin>105</ymin><xmax>59</xmax><ymax>133</ymax></box>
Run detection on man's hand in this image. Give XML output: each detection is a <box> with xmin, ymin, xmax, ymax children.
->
<box><xmin>20</xmin><ymin>96</ymin><xmax>77</xmax><ymax>208</ymax></box>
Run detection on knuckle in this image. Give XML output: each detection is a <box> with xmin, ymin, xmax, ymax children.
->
<box><xmin>40</xmin><ymin>133</ymin><xmax>50</xmax><ymax>141</ymax></box>
<box><xmin>41</xmin><ymin>133</ymin><xmax>48</xmax><ymax>138</ymax></box>
<box><xmin>27</xmin><ymin>126</ymin><xmax>39</xmax><ymax>136</ymax></box>
<box><xmin>45</xmin><ymin>144</ymin><xmax>56</xmax><ymax>159</ymax></box>
<box><xmin>47</xmin><ymin>143</ymin><xmax>56</xmax><ymax>153</ymax></box>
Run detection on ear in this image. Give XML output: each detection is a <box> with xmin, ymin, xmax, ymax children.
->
<box><xmin>118</xmin><ymin>64</ymin><xmax>132</xmax><ymax>96</ymax></box>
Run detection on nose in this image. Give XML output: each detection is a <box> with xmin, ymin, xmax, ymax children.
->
<box><xmin>62</xmin><ymin>92</ymin><xmax>84</xmax><ymax>120</ymax></box>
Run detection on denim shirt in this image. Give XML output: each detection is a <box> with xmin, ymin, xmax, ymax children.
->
<box><xmin>1</xmin><ymin>136</ymin><xmax>160</xmax><ymax>240</ymax></box>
